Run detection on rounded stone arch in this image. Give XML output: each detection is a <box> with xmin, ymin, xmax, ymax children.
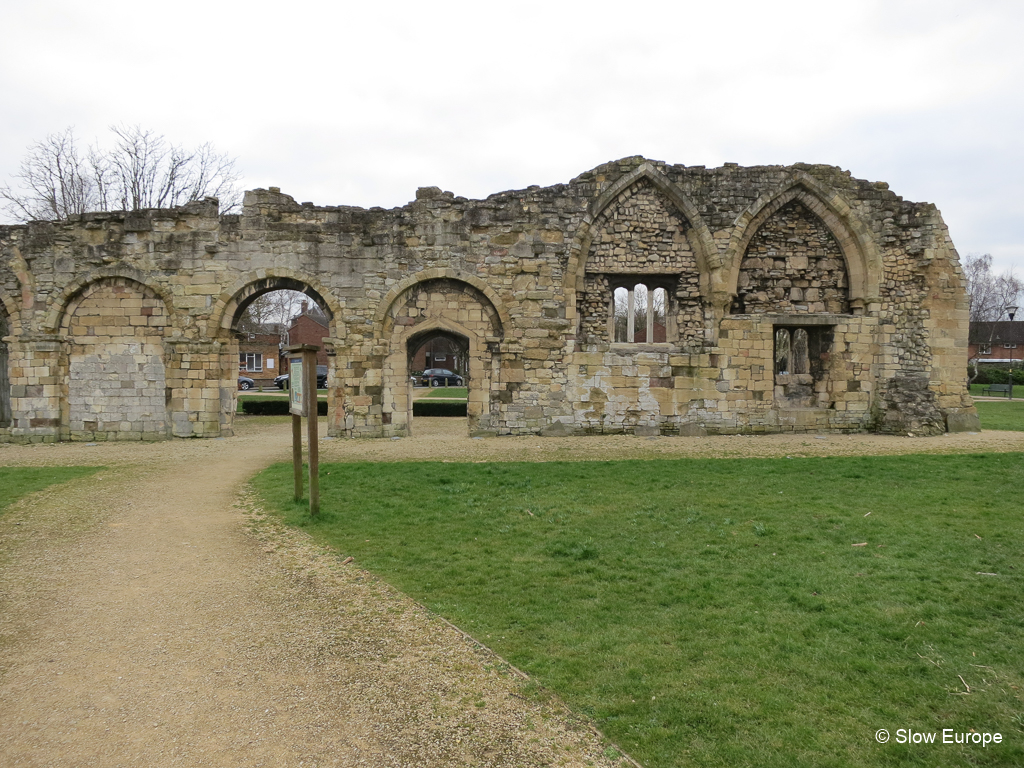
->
<box><xmin>1</xmin><ymin>242</ymin><xmax>30</xmax><ymax>337</ymax></box>
<box><xmin>724</xmin><ymin>173</ymin><xmax>883</xmax><ymax>310</ymax></box>
<box><xmin>58</xmin><ymin>274</ymin><xmax>175</xmax><ymax>441</ymax></box>
<box><xmin>45</xmin><ymin>267</ymin><xmax>179</xmax><ymax>335</ymax></box>
<box><xmin>210</xmin><ymin>269</ymin><xmax>341</xmax><ymax>338</ymax></box>
<box><xmin>565</xmin><ymin>162</ymin><xmax>723</xmax><ymax>303</ymax></box>
<box><xmin>374</xmin><ymin>268</ymin><xmax>510</xmax><ymax>333</ymax></box>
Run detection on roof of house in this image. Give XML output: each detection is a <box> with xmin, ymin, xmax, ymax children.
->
<box><xmin>969</xmin><ymin>321</ymin><xmax>1024</xmax><ymax>345</ymax></box>
<box><xmin>289</xmin><ymin>310</ymin><xmax>329</xmax><ymax>330</ymax></box>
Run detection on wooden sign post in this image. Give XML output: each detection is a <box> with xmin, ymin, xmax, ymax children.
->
<box><xmin>286</xmin><ymin>344</ymin><xmax>320</xmax><ymax>516</ymax></box>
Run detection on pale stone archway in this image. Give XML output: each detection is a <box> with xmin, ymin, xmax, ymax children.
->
<box><xmin>217</xmin><ymin>274</ymin><xmax>342</xmax><ymax>436</ymax></box>
<box><xmin>723</xmin><ymin>174</ymin><xmax>884</xmax><ymax>312</ymax></box>
<box><xmin>58</xmin><ymin>277</ymin><xmax>171</xmax><ymax>441</ymax></box>
<box><xmin>379</xmin><ymin>278</ymin><xmax>504</xmax><ymax>436</ymax></box>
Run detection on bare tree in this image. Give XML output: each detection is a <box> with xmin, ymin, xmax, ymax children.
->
<box><xmin>237</xmin><ymin>290</ymin><xmax>306</xmax><ymax>335</ymax></box>
<box><xmin>0</xmin><ymin>128</ymin><xmax>98</xmax><ymax>221</ymax></box>
<box><xmin>963</xmin><ymin>253</ymin><xmax>1021</xmax><ymax>323</ymax></box>
<box><xmin>1</xmin><ymin>125</ymin><xmax>241</xmax><ymax>222</ymax></box>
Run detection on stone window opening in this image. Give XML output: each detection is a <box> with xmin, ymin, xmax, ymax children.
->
<box><xmin>774</xmin><ymin>325</ymin><xmax>833</xmax><ymax>407</ymax></box>
<box><xmin>611</xmin><ymin>282</ymin><xmax>668</xmax><ymax>343</ymax></box>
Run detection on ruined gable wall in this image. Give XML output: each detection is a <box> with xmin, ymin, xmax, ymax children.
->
<box><xmin>0</xmin><ymin>156</ymin><xmax>978</xmax><ymax>441</ymax></box>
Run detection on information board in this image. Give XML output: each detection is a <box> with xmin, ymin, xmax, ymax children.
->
<box><xmin>288</xmin><ymin>357</ymin><xmax>305</xmax><ymax>416</ymax></box>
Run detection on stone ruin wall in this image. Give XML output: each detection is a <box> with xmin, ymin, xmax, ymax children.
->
<box><xmin>0</xmin><ymin>156</ymin><xmax>979</xmax><ymax>442</ymax></box>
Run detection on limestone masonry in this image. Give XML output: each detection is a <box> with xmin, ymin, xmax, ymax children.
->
<box><xmin>0</xmin><ymin>156</ymin><xmax>980</xmax><ymax>442</ymax></box>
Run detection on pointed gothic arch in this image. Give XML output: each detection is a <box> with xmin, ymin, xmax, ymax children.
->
<box><xmin>565</xmin><ymin>162</ymin><xmax>722</xmax><ymax>300</ymax></box>
<box><xmin>725</xmin><ymin>173</ymin><xmax>883</xmax><ymax>311</ymax></box>
<box><xmin>567</xmin><ymin>163</ymin><xmax>722</xmax><ymax>346</ymax></box>
<box><xmin>376</xmin><ymin>276</ymin><xmax>505</xmax><ymax>436</ymax></box>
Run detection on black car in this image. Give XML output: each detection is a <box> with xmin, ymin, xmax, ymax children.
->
<box><xmin>416</xmin><ymin>368</ymin><xmax>464</xmax><ymax>387</ymax></box>
<box><xmin>238</xmin><ymin>375</ymin><xmax>256</xmax><ymax>391</ymax></box>
<box><xmin>274</xmin><ymin>365</ymin><xmax>328</xmax><ymax>390</ymax></box>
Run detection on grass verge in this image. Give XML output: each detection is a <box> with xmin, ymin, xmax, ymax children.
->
<box><xmin>252</xmin><ymin>454</ymin><xmax>1024</xmax><ymax>768</ymax></box>
<box><xmin>422</xmin><ymin>386</ymin><xmax>468</xmax><ymax>399</ymax></box>
<box><xmin>975</xmin><ymin>400</ymin><xmax>1024</xmax><ymax>431</ymax></box>
<box><xmin>0</xmin><ymin>466</ymin><xmax>102</xmax><ymax>516</ymax></box>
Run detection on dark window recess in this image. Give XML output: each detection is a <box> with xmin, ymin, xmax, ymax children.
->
<box><xmin>774</xmin><ymin>325</ymin><xmax>833</xmax><ymax>407</ymax></box>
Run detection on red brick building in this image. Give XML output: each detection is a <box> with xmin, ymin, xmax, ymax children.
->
<box><xmin>968</xmin><ymin>321</ymin><xmax>1024</xmax><ymax>365</ymax></box>
<box><xmin>285</xmin><ymin>305</ymin><xmax>330</xmax><ymax>369</ymax></box>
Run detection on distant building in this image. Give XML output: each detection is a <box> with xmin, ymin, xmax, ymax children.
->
<box><xmin>238</xmin><ymin>325</ymin><xmax>285</xmax><ymax>387</ymax></box>
<box><xmin>410</xmin><ymin>335</ymin><xmax>463</xmax><ymax>374</ymax></box>
<box><xmin>968</xmin><ymin>322</ymin><xmax>1024</xmax><ymax>365</ymax></box>
<box><xmin>285</xmin><ymin>303</ymin><xmax>329</xmax><ymax>369</ymax></box>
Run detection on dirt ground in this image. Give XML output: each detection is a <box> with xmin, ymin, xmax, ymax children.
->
<box><xmin>0</xmin><ymin>419</ymin><xmax>1021</xmax><ymax>768</ymax></box>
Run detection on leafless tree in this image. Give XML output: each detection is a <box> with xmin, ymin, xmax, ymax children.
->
<box><xmin>1</xmin><ymin>125</ymin><xmax>241</xmax><ymax>222</ymax></box>
<box><xmin>0</xmin><ymin>128</ymin><xmax>97</xmax><ymax>221</ymax></box>
<box><xmin>963</xmin><ymin>253</ymin><xmax>1021</xmax><ymax>323</ymax></box>
<box><xmin>237</xmin><ymin>290</ymin><xmax>307</xmax><ymax>335</ymax></box>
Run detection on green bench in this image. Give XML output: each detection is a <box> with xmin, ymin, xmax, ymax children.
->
<box><xmin>981</xmin><ymin>383</ymin><xmax>1013</xmax><ymax>397</ymax></box>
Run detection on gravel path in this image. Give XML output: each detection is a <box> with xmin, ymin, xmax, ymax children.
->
<box><xmin>0</xmin><ymin>419</ymin><xmax>1021</xmax><ymax>767</ymax></box>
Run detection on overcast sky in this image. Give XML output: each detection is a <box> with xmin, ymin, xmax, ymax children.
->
<box><xmin>3</xmin><ymin>0</ymin><xmax>1023</xmax><ymax>274</ymax></box>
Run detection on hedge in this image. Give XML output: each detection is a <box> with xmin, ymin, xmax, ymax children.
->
<box><xmin>241</xmin><ymin>398</ymin><xmax>328</xmax><ymax>416</ymax></box>
<box><xmin>970</xmin><ymin>367</ymin><xmax>1024</xmax><ymax>385</ymax></box>
<box><xmin>412</xmin><ymin>400</ymin><xmax>467</xmax><ymax>417</ymax></box>
<box><xmin>240</xmin><ymin>398</ymin><xmax>463</xmax><ymax>417</ymax></box>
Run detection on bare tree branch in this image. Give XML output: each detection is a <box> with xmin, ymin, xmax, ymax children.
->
<box><xmin>0</xmin><ymin>128</ymin><xmax>98</xmax><ymax>220</ymax></box>
<box><xmin>963</xmin><ymin>253</ymin><xmax>1022</xmax><ymax>322</ymax></box>
<box><xmin>237</xmin><ymin>290</ymin><xmax>307</xmax><ymax>334</ymax></box>
<box><xmin>1</xmin><ymin>125</ymin><xmax>242</xmax><ymax>222</ymax></box>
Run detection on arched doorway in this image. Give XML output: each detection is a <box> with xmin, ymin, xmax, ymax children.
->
<box><xmin>407</xmin><ymin>329</ymin><xmax>470</xmax><ymax>434</ymax></box>
<box><xmin>380</xmin><ymin>278</ymin><xmax>504</xmax><ymax>436</ymax></box>
<box><xmin>409</xmin><ymin>331</ymin><xmax>468</xmax><ymax>378</ymax></box>
<box><xmin>217</xmin><ymin>275</ymin><xmax>340</xmax><ymax>436</ymax></box>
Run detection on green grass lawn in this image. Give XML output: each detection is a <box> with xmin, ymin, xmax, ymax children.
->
<box><xmin>252</xmin><ymin>454</ymin><xmax>1024</xmax><ymax>768</ymax></box>
<box><xmin>975</xmin><ymin>400</ymin><xmax>1024</xmax><ymax>431</ymax></box>
<box><xmin>0</xmin><ymin>466</ymin><xmax>101</xmax><ymax>515</ymax></box>
<box><xmin>422</xmin><ymin>386</ymin><xmax>468</xmax><ymax>399</ymax></box>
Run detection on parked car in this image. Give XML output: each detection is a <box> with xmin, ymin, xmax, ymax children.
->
<box><xmin>415</xmin><ymin>368</ymin><xmax>464</xmax><ymax>387</ymax></box>
<box><xmin>274</xmin><ymin>365</ymin><xmax>328</xmax><ymax>390</ymax></box>
<box><xmin>238</xmin><ymin>375</ymin><xmax>256</xmax><ymax>391</ymax></box>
